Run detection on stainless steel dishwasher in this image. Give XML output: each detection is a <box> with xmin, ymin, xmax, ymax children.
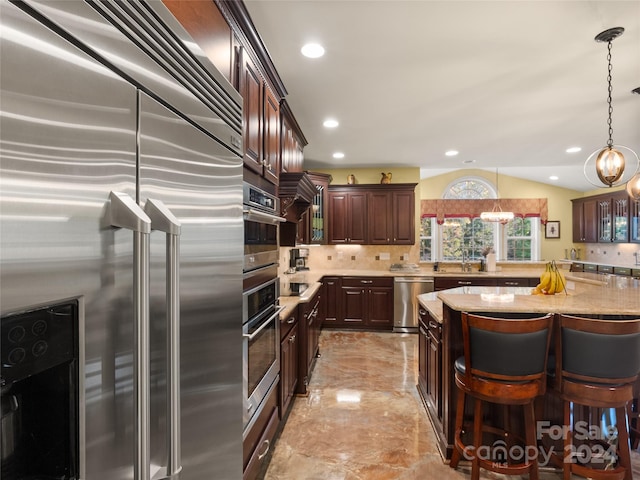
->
<box><xmin>393</xmin><ymin>276</ymin><xmax>434</xmax><ymax>333</ymax></box>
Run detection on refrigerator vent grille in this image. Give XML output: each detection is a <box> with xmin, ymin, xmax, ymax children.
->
<box><xmin>88</xmin><ymin>0</ymin><xmax>242</xmax><ymax>136</ymax></box>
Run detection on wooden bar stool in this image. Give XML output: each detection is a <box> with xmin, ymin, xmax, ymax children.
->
<box><xmin>555</xmin><ymin>314</ymin><xmax>640</xmax><ymax>480</ymax></box>
<box><xmin>449</xmin><ymin>312</ymin><xmax>553</xmax><ymax>480</ymax></box>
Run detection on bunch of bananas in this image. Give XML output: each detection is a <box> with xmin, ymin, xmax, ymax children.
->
<box><xmin>532</xmin><ymin>261</ymin><xmax>567</xmax><ymax>295</ymax></box>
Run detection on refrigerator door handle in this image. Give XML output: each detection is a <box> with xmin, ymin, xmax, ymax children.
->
<box><xmin>144</xmin><ymin>198</ymin><xmax>182</xmax><ymax>478</ymax></box>
<box><xmin>106</xmin><ymin>191</ymin><xmax>152</xmax><ymax>480</ymax></box>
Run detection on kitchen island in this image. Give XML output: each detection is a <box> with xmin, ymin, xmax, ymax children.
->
<box><xmin>416</xmin><ymin>275</ymin><xmax>640</xmax><ymax>461</ymax></box>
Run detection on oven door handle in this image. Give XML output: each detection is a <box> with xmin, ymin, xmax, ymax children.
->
<box><xmin>243</xmin><ymin>208</ymin><xmax>286</xmax><ymax>225</ymax></box>
<box><xmin>144</xmin><ymin>198</ymin><xmax>182</xmax><ymax>479</ymax></box>
<box><xmin>244</xmin><ymin>305</ymin><xmax>286</xmax><ymax>341</ymax></box>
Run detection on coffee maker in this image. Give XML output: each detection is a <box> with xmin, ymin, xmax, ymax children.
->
<box><xmin>289</xmin><ymin>248</ymin><xmax>310</xmax><ymax>271</ymax></box>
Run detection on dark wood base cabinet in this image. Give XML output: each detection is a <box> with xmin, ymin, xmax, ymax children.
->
<box><xmin>279</xmin><ymin>317</ymin><xmax>298</xmax><ymax>417</ymax></box>
<box><xmin>243</xmin><ymin>382</ymin><xmax>279</xmax><ymax>480</ymax></box>
<box><xmin>297</xmin><ymin>288</ymin><xmax>321</xmax><ymax>395</ymax></box>
<box><xmin>434</xmin><ymin>276</ymin><xmax>538</xmax><ymax>291</ymax></box>
<box><xmin>322</xmin><ymin>276</ymin><xmax>394</xmax><ymax>330</ymax></box>
<box><xmin>417</xmin><ymin>307</ymin><xmax>447</xmax><ymax>458</ymax></box>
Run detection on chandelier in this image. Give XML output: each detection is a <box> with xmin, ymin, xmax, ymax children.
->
<box><xmin>583</xmin><ymin>27</ymin><xmax>639</xmax><ymax>189</ymax></box>
<box><xmin>480</xmin><ymin>169</ymin><xmax>514</xmax><ymax>224</ymax></box>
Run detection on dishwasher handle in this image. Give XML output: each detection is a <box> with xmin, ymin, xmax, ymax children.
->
<box><xmin>394</xmin><ymin>277</ymin><xmax>435</xmax><ymax>283</ymax></box>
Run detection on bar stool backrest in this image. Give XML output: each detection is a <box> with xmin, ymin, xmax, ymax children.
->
<box><xmin>462</xmin><ymin>312</ymin><xmax>554</xmax><ymax>382</ymax></box>
<box><xmin>558</xmin><ymin>315</ymin><xmax>640</xmax><ymax>384</ymax></box>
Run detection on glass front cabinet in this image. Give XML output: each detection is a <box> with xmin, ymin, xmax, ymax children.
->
<box><xmin>597</xmin><ymin>191</ymin><xmax>629</xmax><ymax>243</ymax></box>
<box><xmin>631</xmin><ymin>196</ymin><xmax>640</xmax><ymax>243</ymax></box>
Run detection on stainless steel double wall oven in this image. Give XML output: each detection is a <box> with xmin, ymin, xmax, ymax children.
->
<box><xmin>242</xmin><ymin>183</ymin><xmax>284</xmax><ymax>432</ymax></box>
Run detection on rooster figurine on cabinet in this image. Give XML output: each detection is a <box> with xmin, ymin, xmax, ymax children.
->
<box><xmin>381</xmin><ymin>172</ymin><xmax>392</xmax><ymax>184</ymax></box>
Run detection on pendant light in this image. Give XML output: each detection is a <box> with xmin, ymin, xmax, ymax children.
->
<box><xmin>480</xmin><ymin>169</ymin><xmax>514</xmax><ymax>224</ymax></box>
<box><xmin>627</xmin><ymin>172</ymin><xmax>640</xmax><ymax>200</ymax></box>
<box><xmin>583</xmin><ymin>27</ymin><xmax>639</xmax><ymax>188</ymax></box>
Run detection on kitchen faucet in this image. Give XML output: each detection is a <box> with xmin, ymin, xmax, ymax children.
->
<box><xmin>461</xmin><ymin>251</ymin><xmax>472</xmax><ymax>273</ymax></box>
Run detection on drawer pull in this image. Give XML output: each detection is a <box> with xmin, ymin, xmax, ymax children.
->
<box><xmin>360</xmin><ymin>280</ymin><xmax>373</xmax><ymax>284</ymax></box>
<box><xmin>504</xmin><ymin>281</ymin><xmax>519</xmax><ymax>286</ymax></box>
<box><xmin>418</xmin><ymin>309</ymin><xmax>427</xmax><ymax>315</ymax></box>
<box><xmin>257</xmin><ymin>439</ymin><xmax>270</xmax><ymax>460</ymax></box>
<box><xmin>428</xmin><ymin>321</ymin><xmax>438</xmax><ymax>329</ymax></box>
<box><xmin>290</xmin><ymin>334</ymin><xmax>296</xmax><ymax>343</ymax></box>
<box><xmin>457</xmin><ymin>281</ymin><xmax>472</xmax><ymax>285</ymax></box>
<box><xmin>287</xmin><ymin>317</ymin><xmax>295</xmax><ymax>324</ymax></box>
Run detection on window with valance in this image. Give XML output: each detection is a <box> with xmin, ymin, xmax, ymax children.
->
<box><xmin>420</xmin><ymin>198</ymin><xmax>549</xmax><ymax>225</ymax></box>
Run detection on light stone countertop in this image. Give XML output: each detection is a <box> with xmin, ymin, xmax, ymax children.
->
<box><xmin>279</xmin><ymin>267</ymin><xmax>638</xmax><ymax>321</ymax></box>
<box><xmin>418</xmin><ymin>278</ymin><xmax>640</xmax><ymax>324</ymax></box>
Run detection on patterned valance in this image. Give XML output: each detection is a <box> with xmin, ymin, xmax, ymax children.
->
<box><xmin>421</xmin><ymin>198</ymin><xmax>548</xmax><ymax>224</ymax></box>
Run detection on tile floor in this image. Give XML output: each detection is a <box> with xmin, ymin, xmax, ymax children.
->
<box><xmin>264</xmin><ymin>330</ymin><xmax>639</xmax><ymax>480</ymax></box>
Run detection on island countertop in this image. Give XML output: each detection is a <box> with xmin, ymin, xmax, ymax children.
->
<box><xmin>421</xmin><ymin>279</ymin><xmax>640</xmax><ymax>320</ymax></box>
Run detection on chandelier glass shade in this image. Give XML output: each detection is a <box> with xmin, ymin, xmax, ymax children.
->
<box><xmin>480</xmin><ymin>204</ymin><xmax>514</xmax><ymax>224</ymax></box>
<box><xmin>627</xmin><ymin>171</ymin><xmax>640</xmax><ymax>200</ymax></box>
<box><xmin>596</xmin><ymin>147</ymin><xmax>625</xmax><ymax>185</ymax></box>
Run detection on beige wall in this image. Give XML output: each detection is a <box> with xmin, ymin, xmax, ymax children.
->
<box><xmin>318</xmin><ymin>167</ymin><xmax>421</xmax><ymax>186</ymax></box>
<box><xmin>307</xmin><ymin>167</ymin><xmax>637</xmax><ymax>266</ymax></box>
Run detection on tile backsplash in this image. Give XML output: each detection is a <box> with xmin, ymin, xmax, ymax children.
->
<box><xmin>574</xmin><ymin>243</ymin><xmax>640</xmax><ymax>267</ymax></box>
<box><xmin>279</xmin><ymin>244</ymin><xmax>420</xmax><ymax>274</ymax></box>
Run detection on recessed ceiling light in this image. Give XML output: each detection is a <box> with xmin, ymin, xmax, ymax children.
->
<box><xmin>445</xmin><ymin>150</ymin><xmax>459</xmax><ymax>157</ymax></box>
<box><xmin>566</xmin><ymin>147</ymin><xmax>582</xmax><ymax>153</ymax></box>
<box><xmin>549</xmin><ymin>175</ymin><xmax>559</xmax><ymax>181</ymax></box>
<box><xmin>332</xmin><ymin>152</ymin><xmax>345</xmax><ymax>159</ymax></box>
<box><xmin>462</xmin><ymin>159</ymin><xmax>475</xmax><ymax>164</ymax></box>
<box><xmin>323</xmin><ymin>119</ymin><xmax>339</xmax><ymax>128</ymax></box>
<box><xmin>301</xmin><ymin>43</ymin><xmax>325</xmax><ymax>58</ymax></box>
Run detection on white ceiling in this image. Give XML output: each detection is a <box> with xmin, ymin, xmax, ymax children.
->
<box><xmin>244</xmin><ymin>0</ymin><xmax>640</xmax><ymax>192</ymax></box>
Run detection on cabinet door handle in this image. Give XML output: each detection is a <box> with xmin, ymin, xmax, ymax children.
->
<box><xmin>290</xmin><ymin>334</ymin><xmax>296</xmax><ymax>343</ymax></box>
<box><xmin>287</xmin><ymin>317</ymin><xmax>295</xmax><ymax>324</ymax></box>
<box><xmin>419</xmin><ymin>326</ymin><xmax>428</xmax><ymax>336</ymax></box>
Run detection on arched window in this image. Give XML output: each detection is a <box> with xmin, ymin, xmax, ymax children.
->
<box><xmin>443</xmin><ymin>177</ymin><xmax>496</xmax><ymax>200</ymax></box>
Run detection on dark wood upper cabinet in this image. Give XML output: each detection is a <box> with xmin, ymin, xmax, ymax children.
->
<box><xmin>368</xmin><ymin>191</ymin><xmax>391</xmax><ymax>244</ymax></box>
<box><xmin>329</xmin><ymin>184</ymin><xmax>416</xmax><ymax>245</ymax></box>
<box><xmin>238</xmin><ymin>48</ymin><xmax>263</xmax><ymax>176</ymax></box>
<box><xmin>572</xmin><ymin>197</ymin><xmax>598</xmax><ymax>243</ymax></box>
<box><xmin>262</xmin><ymin>85</ymin><xmax>280</xmax><ymax>184</ymax></box>
<box><xmin>280</xmin><ymin>101</ymin><xmax>306</xmax><ymax>174</ymax></box>
<box><xmin>328</xmin><ymin>190</ymin><xmax>368</xmax><ymax>244</ymax></box>
<box><xmin>572</xmin><ymin>190</ymin><xmax>633</xmax><ymax>243</ymax></box>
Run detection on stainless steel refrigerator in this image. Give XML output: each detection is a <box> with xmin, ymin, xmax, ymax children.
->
<box><xmin>1</xmin><ymin>1</ymin><xmax>243</xmax><ymax>479</ymax></box>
